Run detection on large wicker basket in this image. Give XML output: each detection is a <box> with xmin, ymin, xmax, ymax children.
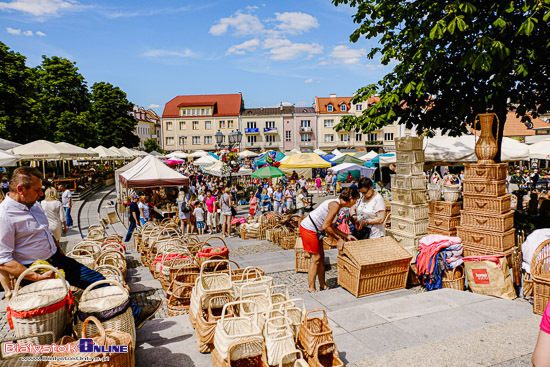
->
<box><xmin>530</xmin><ymin>240</ymin><xmax>550</xmax><ymax>315</ymax></box>
<box><xmin>295</xmin><ymin>238</ymin><xmax>311</xmax><ymax>273</ymax></box>
<box><xmin>396</xmin><ymin>150</ymin><xmax>425</xmax><ymax>164</ymax></box>
<box><xmin>427</xmin><ymin>200</ymin><xmax>461</xmax><ymax>217</ymax></box>
<box><xmin>337</xmin><ymin>237</ymin><xmax>412</xmax><ymax>297</ymax></box>
<box><xmin>391</xmin><ymin>174</ymin><xmax>426</xmax><ymax>190</ymax></box>
<box><xmin>427</xmin><ymin>226</ymin><xmax>457</xmax><ymax>237</ymax></box>
<box><xmin>464</xmin><ymin>163</ymin><xmax>507</xmax><ymax>181</ymax></box>
<box><xmin>395</xmin><ymin>162</ymin><xmax>424</xmax><ymax>176</ymax></box>
<box><xmin>392</xmin><ymin>189</ymin><xmax>427</xmax><ymax>205</ymax></box>
<box><xmin>456</xmin><ymin>226</ymin><xmax>515</xmax><ymax>252</ymax></box>
<box><xmin>395</xmin><ymin>136</ymin><xmax>424</xmax><ymax>151</ymax></box>
<box><xmin>298</xmin><ymin>309</ymin><xmax>334</xmax><ymax>358</ymax></box>
<box><xmin>429</xmin><ymin>214</ymin><xmax>461</xmax><ymax>231</ymax></box>
<box><xmin>463</xmin><ymin>180</ymin><xmax>506</xmax><ymax>198</ymax></box>
<box><xmin>391</xmin><ymin>217</ymin><xmax>429</xmax><ymax>236</ymax></box>
<box><xmin>462</xmin><ymin>194</ymin><xmax>511</xmax><ymax>214</ymax></box>
<box><xmin>460</xmin><ymin>210</ymin><xmax>514</xmax><ymax>232</ymax></box>
<box><xmin>391</xmin><ymin>203</ymin><xmax>428</xmax><ymax>221</ymax></box>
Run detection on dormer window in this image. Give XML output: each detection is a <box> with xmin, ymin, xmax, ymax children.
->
<box><xmin>327</xmin><ymin>104</ymin><xmax>333</xmax><ymax>112</ymax></box>
<box><xmin>341</xmin><ymin>104</ymin><xmax>347</xmax><ymax>112</ymax></box>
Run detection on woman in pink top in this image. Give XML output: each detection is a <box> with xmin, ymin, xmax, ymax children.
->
<box><xmin>533</xmin><ymin>301</ymin><xmax>550</xmax><ymax>366</ymax></box>
<box><xmin>205</xmin><ymin>191</ymin><xmax>217</xmax><ymax>234</ymax></box>
<box><xmin>315</xmin><ymin>175</ymin><xmax>323</xmax><ymax>197</ymax></box>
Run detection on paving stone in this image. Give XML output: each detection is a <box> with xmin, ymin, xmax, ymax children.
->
<box><xmin>308</xmin><ymin>287</ymin><xmax>362</xmax><ymax>308</ymax></box>
<box><xmin>351</xmin><ymin>322</ymin><xmax>421</xmax><ymax>356</ymax></box>
<box><xmin>465</xmin><ymin>298</ymin><xmax>534</xmax><ymax>323</ymax></box>
<box><xmin>327</xmin><ymin>304</ymin><xmax>388</xmax><ymax>333</ymax></box>
<box><xmin>333</xmin><ymin>333</ymin><xmax>375</xmax><ymax>364</ymax></box>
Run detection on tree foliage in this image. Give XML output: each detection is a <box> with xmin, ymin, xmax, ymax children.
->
<box><xmin>144</xmin><ymin>138</ymin><xmax>162</xmax><ymax>153</ymax></box>
<box><xmin>333</xmin><ymin>0</ymin><xmax>550</xmax><ymax>160</ymax></box>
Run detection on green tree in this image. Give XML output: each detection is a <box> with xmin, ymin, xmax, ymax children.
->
<box><xmin>0</xmin><ymin>42</ymin><xmax>37</xmax><ymax>143</ymax></box>
<box><xmin>34</xmin><ymin>56</ymin><xmax>91</xmax><ymax>141</ymax></box>
<box><xmin>144</xmin><ymin>138</ymin><xmax>163</xmax><ymax>153</ymax></box>
<box><xmin>54</xmin><ymin>111</ymin><xmax>98</xmax><ymax>147</ymax></box>
<box><xmin>91</xmin><ymin>82</ymin><xmax>139</xmax><ymax>148</ymax></box>
<box><xmin>333</xmin><ymin>0</ymin><xmax>550</xmax><ymax>161</ymax></box>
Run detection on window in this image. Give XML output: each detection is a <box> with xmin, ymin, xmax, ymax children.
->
<box><xmin>192</xmin><ymin>136</ymin><xmax>200</xmax><ymax>145</ymax></box>
<box><xmin>356</xmin><ymin>133</ymin><xmax>362</xmax><ymax>141</ymax></box>
<box><xmin>178</xmin><ymin>137</ymin><xmax>186</xmax><ymax>146</ymax></box>
<box><xmin>166</xmin><ymin>121</ymin><xmax>173</xmax><ymax>130</ymax></box>
<box><xmin>206</xmin><ymin>108</ymin><xmax>211</xmax><ymax>115</ymax></box>
<box><xmin>301</xmin><ymin>134</ymin><xmax>312</xmax><ymax>142</ymax></box>
<box><xmin>384</xmin><ymin>133</ymin><xmax>394</xmax><ymax>141</ymax></box>
<box><xmin>285</xmin><ymin>131</ymin><xmax>291</xmax><ymax>142</ymax></box>
<box><xmin>228</xmin><ymin>120</ymin><xmax>234</xmax><ymax>128</ymax></box>
<box><xmin>266</xmin><ymin>121</ymin><xmax>275</xmax><ymax>128</ymax></box>
<box><xmin>247</xmin><ymin>121</ymin><xmax>257</xmax><ymax>129</ymax></box>
<box><xmin>193</xmin><ymin>121</ymin><xmax>199</xmax><ymax>130</ymax></box>
<box><xmin>324</xmin><ymin>134</ymin><xmax>334</xmax><ymax>143</ymax></box>
<box><xmin>204</xmin><ymin>136</ymin><xmax>212</xmax><ymax>144</ymax></box>
<box><xmin>219</xmin><ymin>120</ymin><xmax>225</xmax><ymax>129</ymax></box>
<box><xmin>327</xmin><ymin>104</ymin><xmax>333</xmax><ymax>112</ymax></box>
<box><xmin>341</xmin><ymin>104</ymin><xmax>347</xmax><ymax>112</ymax></box>
<box><xmin>180</xmin><ymin>109</ymin><xmax>184</xmax><ymax>116</ymax></box>
<box><xmin>247</xmin><ymin>135</ymin><xmax>257</xmax><ymax>143</ymax></box>
<box><xmin>300</xmin><ymin>120</ymin><xmax>311</xmax><ymax>128</ymax></box>
<box><xmin>201</xmin><ymin>108</ymin><xmax>205</xmax><ymax>115</ymax></box>
<box><xmin>205</xmin><ymin>121</ymin><xmax>212</xmax><ymax>129</ymax></box>
<box><xmin>368</xmin><ymin>133</ymin><xmax>378</xmax><ymax>142</ymax></box>
<box><xmin>356</xmin><ymin>104</ymin><xmax>362</xmax><ymax>111</ymax></box>
<box><xmin>535</xmin><ymin>129</ymin><xmax>550</xmax><ymax>135</ymax></box>
<box><xmin>340</xmin><ymin>133</ymin><xmax>350</xmax><ymax>142</ymax></box>
<box><xmin>324</xmin><ymin>119</ymin><xmax>334</xmax><ymax>128</ymax></box>
<box><xmin>166</xmin><ymin>137</ymin><xmax>174</xmax><ymax>145</ymax></box>
<box><xmin>179</xmin><ymin>121</ymin><xmax>185</xmax><ymax>130</ymax></box>
<box><xmin>266</xmin><ymin>135</ymin><xmax>275</xmax><ymax>143</ymax></box>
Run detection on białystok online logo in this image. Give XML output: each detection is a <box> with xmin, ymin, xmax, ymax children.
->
<box><xmin>3</xmin><ymin>339</ymin><xmax>128</xmax><ymax>355</ymax></box>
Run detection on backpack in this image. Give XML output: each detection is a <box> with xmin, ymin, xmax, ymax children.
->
<box><xmin>180</xmin><ymin>200</ymin><xmax>190</xmax><ymax>213</ymax></box>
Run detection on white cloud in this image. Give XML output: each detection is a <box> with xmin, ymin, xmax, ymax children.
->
<box><xmin>148</xmin><ymin>104</ymin><xmax>160</xmax><ymax>109</ymax></box>
<box><xmin>36</xmin><ymin>30</ymin><xmax>46</xmax><ymax>36</ymax></box>
<box><xmin>329</xmin><ymin>45</ymin><xmax>367</xmax><ymax>64</ymax></box>
<box><xmin>305</xmin><ymin>78</ymin><xmax>313</xmax><ymax>83</ymax></box>
<box><xmin>245</xmin><ymin>5</ymin><xmax>258</xmax><ymax>11</ymax></box>
<box><xmin>0</xmin><ymin>0</ymin><xmax>77</xmax><ymax>17</ymax></box>
<box><xmin>274</xmin><ymin>12</ymin><xmax>319</xmax><ymax>35</ymax></box>
<box><xmin>142</xmin><ymin>49</ymin><xmax>195</xmax><ymax>58</ymax></box>
<box><xmin>263</xmin><ymin>38</ymin><xmax>323</xmax><ymax>61</ymax></box>
<box><xmin>6</xmin><ymin>27</ymin><xmax>21</xmax><ymax>35</ymax></box>
<box><xmin>209</xmin><ymin>11</ymin><xmax>264</xmax><ymax>36</ymax></box>
<box><xmin>22</xmin><ymin>30</ymin><xmax>32</xmax><ymax>36</ymax></box>
<box><xmin>227</xmin><ymin>39</ymin><xmax>260</xmax><ymax>55</ymax></box>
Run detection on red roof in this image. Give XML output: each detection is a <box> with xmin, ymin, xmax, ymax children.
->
<box><xmin>315</xmin><ymin>96</ymin><xmax>352</xmax><ymax>114</ymax></box>
<box><xmin>162</xmin><ymin>94</ymin><xmax>242</xmax><ymax>118</ymax></box>
<box><xmin>502</xmin><ymin>111</ymin><xmax>550</xmax><ymax>136</ymax></box>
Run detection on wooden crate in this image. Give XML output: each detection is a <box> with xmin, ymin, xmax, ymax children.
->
<box><xmin>391</xmin><ymin>174</ymin><xmax>426</xmax><ymax>190</ymax></box>
<box><xmin>462</xmin><ymin>180</ymin><xmax>506</xmax><ymax>198</ymax></box>
<box><xmin>460</xmin><ymin>210</ymin><xmax>514</xmax><ymax>233</ymax></box>
<box><xmin>396</xmin><ymin>162</ymin><xmax>424</xmax><ymax>176</ymax></box>
<box><xmin>391</xmin><ymin>203</ymin><xmax>428</xmax><ymax>221</ymax></box>
<box><xmin>428</xmin><ymin>225</ymin><xmax>457</xmax><ymax>237</ymax></box>
<box><xmin>428</xmin><ymin>200</ymin><xmax>462</xmax><ymax>217</ymax></box>
<box><xmin>457</xmin><ymin>226</ymin><xmax>515</xmax><ymax>252</ymax></box>
<box><xmin>429</xmin><ymin>214</ymin><xmax>461</xmax><ymax>231</ymax></box>
<box><xmin>395</xmin><ymin>136</ymin><xmax>424</xmax><ymax>151</ymax></box>
<box><xmin>396</xmin><ymin>150</ymin><xmax>425</xmax><ymax>164</ymax></box>
<box><xmin>391</xmin><ymin>216</ymin><xmax>429</xmax><ymax>236</ymax></box>
<box><xmin>462</xmin><ymin>194</ymin><xmax>511</xmax><ymax>214</ymax></box>
<box><xmin>392</xmin><ymin>189</ymin><xmax>427</xmax><ymax>205</ymax></box>
<box><xmin>464</xmin><ymin>163</ymin><xmax>507</xmax><ymax>181</ymax></box>
<box><xmin>337</xmin><ymin>237</ymin><xmax>412</xmax><ymax>297</ymax></box>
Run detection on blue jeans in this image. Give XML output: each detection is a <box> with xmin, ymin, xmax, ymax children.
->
<box><xmin>125</xmin><ymin>221</ymin><xmax>137</xmax><ymax>242</ymax></box>
<box><xmin>64</xmin><ymin>206</ymin><xmax>73</xmax><ymax>227</ymax></box>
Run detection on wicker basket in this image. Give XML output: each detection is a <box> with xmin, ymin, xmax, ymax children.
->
<box><xmin>391</xmin><ymin>217</ymin><xmax>428</xmax><ymax>236</ymax></box>
<box><xmin>95</xmin><ymin>250</ymin><xmax>127</xmax><ymax>279</ymax></box>
<box><xmin>66</xmin><ymin>248</ymin><xmax>96</xmax><ymax>270</ymax></box>
<box><xmin>427</xmin><ymin>226</ymin><xmax>457</xmax><ymax>237</ymax></box>
<box><xmin>298</xmin><ymin>309</ymin><xmax>334</xmax><ymax>357</ymax></box>
<box><xmin>74</xmin><ymin>280</ymin><xmax>136</xmax><ymax>348</ymax></box>
<box><xmin>337</xmin><ymin>237</ymin><xmax>412</xmax><ymax>297</ymax></box>
<box><xmin>72</xmin><ymin>241</ymin><xmax>102</xmax><ymax>261</ymax></box>
<box><xmin>166</xmin><ymin>282</ymin><xmax>193</xmax><ymax>316</ymax></box>
<box><xmin>195</xmin><ymin>293</ymin><xmax>233</xmax><ymax>353</ymax></box>
<box><xmin>429</xmin><ymin>214</ymin><xmax>461</xmax><ymax>231</ymax></box>
<box><xmin>385</xmin><ymin>229</ymin><xmax>422</xmax><ymax>261</ymax></box>
<box><xmin>395</xmin><ymin>162</ymin><xmax>424</xmax><ymax>176</ymax></box>
<box><xmin>395</xmin><ymin>136</ymin><xmax>424</xmax><ymax>151</ymax></box>
<box><xmin>392</xmin><ymin>189</ymin><xmax>427</xmax><ymax>205</ymax></box>
<box><xmin>463</xmin><ymin>180</ymin><xmax>506</xmax><ymax>198</ymax></box>
<box><xmin>391</xmin><ymin>174</ymin><xmax>426</xmax><ymax>190</ymax></box>
<box><xmin>281</xmin><ymin>235</ymin><xmax>298</xmax><ymax>250</ymax></box>
<box><xmin>391</xmin><ymin>203</ymin><xmax>428</xmax><ymax>221</ymax></box>
<box><xmin>295</xmin><ymin>238</ymin><xmax>311</xmax><ymax>273</ymax></box>
<box><xmin>460</xmin><ymin>210</ymin><xmax>514</xmax><ymax>232</ymax></box>
<box><xmin>307</xmin><ymin>341</ymin><xmax>344</xmax><ymax>367</ymax></box>
<box><xmin>462</xmin><ymin>194</ymin><xmax>511</xmax><ymax>214</ymax></box>
<box><xmin>530</xmin><ymin>240</ymin><xmax>550</xmax><ymax>315</ymax></box>
<box><xmin>8</xmin><ymin>265</ymin><xmax>70</xmax><ymax>346</ymax></box>
<box><xmin>396</xmin><ymin>150</ymin><xmax>425</xmax><ymax>164</ymax></box>
<box><xmin>442</xmin><ymin>266</ymin><xmax>465</xmax><ymax>291</ymax></box>
<box><xmin>428</xmin><ymin>200</ymin><xmax>462</xmax><ymax>217</ymax></box>
<box><xmin>456</xmin><ymin>226</ymin><xmax>515</xmax><ymax>252</ymax></box>
<box><xmin>464</xmin><ymin>163</ymin><xmax>507</xmax><ymax>181</ymax></box>
<box><xmin>211</xmin><ymin>337</ymin><xmax>268</xmax><ymax>367</ymax></box>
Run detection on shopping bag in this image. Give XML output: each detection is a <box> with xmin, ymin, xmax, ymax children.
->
<box><xmin>463</xmin><ymin>255</ymin><xmax>516</xmax><ymax>300</ymax></box>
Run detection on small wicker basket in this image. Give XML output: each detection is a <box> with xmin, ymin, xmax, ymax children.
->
<box><xmin>442</xmin><ymin>266</ymin><xmax>465</xmax><ymax>291</ymax></box>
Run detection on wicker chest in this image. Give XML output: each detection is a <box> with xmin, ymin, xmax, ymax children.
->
<box><xmin>462</xmin><ymin>194</ymin><xmax>511</xmax><ymax>214</ymax></box>
<box><xmin>392</xmin><ymin>189</ymin><xmax>427</xmax><ymax>205</ymax></box>
<box><xmin>391</xmin><ymin>174</ymin><xmax>426</xmax><ymax>191</ymax></box>
<box><xmin>462</xmin><ymin>180</ymin><xmax>507</xmax><ymax>197</ymax></box>
<box><xmin>427</xmin><ymin>200</ymin><xmax>462</xmax><ymax>235</ymax></box>
<box><xmin>391</xmin><ymin>216</ymin><xmax>429</xmax><ymax>236</ymax></box>
<box><xmin>457</xmin><ymin>226</ymin><xmax>515</xmax><ymax>252</ymax></box>
<box><xmin>337</xmin><ymin>237</ymin><xmax>412</xmax><ymax>297</ymax></box>
<box><xmin>395</xmin><ymin>136</ymin><xmax>424</xmax><ymax>151</ymax></box>
<box><xmin>391</xmin><ymin>203</ymin><xmax>429</xmax><ymax>221</ymax></box>
<box><xmin>386</xmin><ymin>229</ymin><xmax>422</xmax><ymax>261</ymax></box>
<box><xmin>460</xmin><ymin>210</ymin><xmax>514</xmax><ymax>233</ymax></box>
<box><xmin>464</xmin><ymin>163</ymin><xmax>507</xmax><ymax>181</ymax></box>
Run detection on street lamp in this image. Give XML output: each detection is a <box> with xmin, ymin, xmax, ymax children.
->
<box><xmin>216</xmin><ymin>129</ymin><xmax>243</xmax><ymax>186</ymax></box>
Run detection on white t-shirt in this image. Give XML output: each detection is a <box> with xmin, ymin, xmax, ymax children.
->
<box><xmin>138</xmin><ymin>202</ymin><xmax>150</xmax><ymax>220</ymax></box>
<box><xmin>355</xmin><ymin>192</ymin><xmax>386</xmax><ymax>238</ymax></box>
<box><xmin>61</xmin><ymin>189</ymin><xmax>72</xmax><ymax>207</ymax></box>
<box><xmin>301</xmin><ymin>199</ymin><xmax>338</xmax><ymax>232</ymax></box>
<box><xmin>296</xmin><ymin>194</ymin><xmax>305</xmax><ymax>209</ymax></box>
<box><xmin>267</xmin><ymin>187</ymin><xmax>273</xmax><ymax>198</ymax></box>
<box><xmin>194</xmin><ymin>207</ymin><xmax>205</xmax><ymax>222</ymax></box>
<box><xmin>298</xmin><ymin>179</ymin><xmax>306</xmax><ymax>188</ymax></box>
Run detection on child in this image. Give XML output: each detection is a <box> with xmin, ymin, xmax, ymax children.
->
<box><xmin>193</xmin><ymin>202</ymin><xmax>206</xmax><ymax>235</ymax></box>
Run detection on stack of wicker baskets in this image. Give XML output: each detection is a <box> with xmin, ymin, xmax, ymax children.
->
<box><xmin>388</xmin><ymin>136</ymin><xmax>428</xmax><ymax>260</ymax></box>
<box><xmin>457</xmin><ymin>163</ymin><xmax>515</xmax><ymax>262</ymax></box>
<box><xmin>428</xmin><ymin>200</ymin><xmax>462</xmax><ymax>236</ymax></box>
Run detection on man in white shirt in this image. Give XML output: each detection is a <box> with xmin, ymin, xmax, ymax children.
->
<box><xmin>59</xmin><ymin>184</ymin><xmax>73</xmax><ymax>227</ymax></box>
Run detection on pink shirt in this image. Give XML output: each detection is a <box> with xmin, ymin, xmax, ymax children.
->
<box><xmin>541</xmin><ymin>301</ymin><xmax>550</xmax><ymax>335</ymax></box>
<box><xmin>206</xmin><ymin>196</ymin><xmax>216</xmax><ymax>213</ymax></box>
<box><xmin>316</xmin><ymin>178</ymin><xmax>322</xmax><ymax>188</ymax></box>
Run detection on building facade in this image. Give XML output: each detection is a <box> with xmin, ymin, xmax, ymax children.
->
<box><xmin>240</xmin><ymin>105</ymin><xmax>293</xmax><ymax>152</ymax></box>
<box><xmin>286</xmin><ymin>106</ymin><xmax>317</xmax><ymax>152</ymax></box>
<box><xmin>131</xmin><ymin>106</ymin><xmax>159</xmax><ymax>150</ymax></box>
<box><xmin>161</xmin><ymin>94</ymin><xmax>243</xmax><ymax>152</ymax></box>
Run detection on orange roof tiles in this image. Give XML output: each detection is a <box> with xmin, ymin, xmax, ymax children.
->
<box><xmin>162</xmin><ymin>93</ymin><xmax>242</xmax><ymax>118</ymax></box>
<box><xmin>502</xmin><ymin>111</ymin><xmax>550</xmax><ymax>136</ymax></box>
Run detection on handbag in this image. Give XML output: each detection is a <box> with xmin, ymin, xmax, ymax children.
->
<box><xmin>308</xmin><ymin>216</ymin><xmax>327</xmax><ymax>242</ymax></box>
<box><xmin>223</xmin><ymin>195</ymin><xmax>237</xmax><ymax>216</ymax></box>
<box><xmin>180</xmin><ymin>200</ymin><xmax>190</xmax><ymax>213</ymax></box>
<box><xmin>352</xmin><ymin>225</ymin><xmax>371</xmax><ymax>240</ymax></box>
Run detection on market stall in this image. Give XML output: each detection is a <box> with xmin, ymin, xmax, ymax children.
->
<box><xmin>0</xmin><ymin>150</ymin><xmax>20</xmax><ymax>167</ymax></box>
<box><xmin>237</xmin><ymin>150</ymin><xmax>259</xmax><ymax>158</ymax></box>
<box><xmin>0</xmin><ymin>137</ymin><xmax>21</xmax><ymax>150</ymax></box>
<box><xmin>529</xmin><ymin>137</ymin><xmax>550</xmax><ymax>160</ymax></box>
<box><xmin>203</xmin><ymin>161</ymin><xmax>252</xmax><ymax>177</ymax></box>
<box><xmin>194</xmin><ymin>155</ymin><xmax>218</xmax><ymax>166</ymax></box>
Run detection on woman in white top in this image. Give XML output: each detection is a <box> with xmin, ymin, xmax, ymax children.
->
<box><xmin>299</xmin><ymin>187</ymin><xmax>359</xmax><ymax>292</ymax></box>
<box><xmin>40</xmin><ymin>187</ymin><xmax>67</xmax><ymax>242</ymax></box>
<box><xmin>350</xmin><ymin>178</ymin><xmax>386</xmax><ymax>239</ymax></box>
<box><xmin>138</xmin><ymin>196</ymin><xmax>150</xmax><ymax>225</ymax></box>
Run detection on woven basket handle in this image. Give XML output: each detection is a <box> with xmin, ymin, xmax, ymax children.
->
<box><xmin>241</xmin><ymin>267</ymin><xmax>262</xmax><ymax>281</ymax></box>
<box><xmin>201</xmin><ymin>236</ymin><xmax>228</xmax><ymax>249</ymax></box>
<box><xmin>82</xmin><ymin>316</ymin><xmax>107</xmax><ymax>344</ymax></box>
<box><xmin>95</xmin><ymin>250</ymin><xmax>125</xmax><ymax>266</ymax></box>
<box><xmin>303</xmin><ymin>308</ymin><xmax>328</xmax><ymax>324</ymax></box>
<box><xmin>95</xmin><ymin>264</ymin><xmax>124</xmax><ymax>283</ymax></box>
<box><xmin>221</xmin><ymin>300</ymin><xmax>257</xmax><ymax>326</ymax></box>
<box><xmin>73</xmin><ymin>241</ymin><xmax>101</xmax><ymax>254</ymax></box>
<box><xmin>66</xmin><ymin>248</ymin><xmax>93</xmax><ymax>259</ymax></box>
<box><xmin>268</xmin><ymin>298</ymin><xmax>305</xmax><ymax>320</ymax></box>
<box><xmin>101</xmin><ymin>241</ymin><xmax>126</xmax><ymax>254</ymax></box>
<box><xmin>200</xmin><ymin>259</ymin><xmax>230</xmax><ymax>276</ymax></box>
<box><xmin>81</xmin><ymin>279</ymin><xmax>127</xmax><ymax>302</ymax></box>
<box><xmin>530</xmin><ymin>239</ymin><xmax>550</xmax><ymax>272</ymax></box>
<box><xmin>271</xmin><ymin>284</ymin><xmax>289</xmax><ymax>300</ymax></box>
<box><xmin>14</xmin><ymin>264</ymin><xmax>68</xmax><ymax>298</ymax></box>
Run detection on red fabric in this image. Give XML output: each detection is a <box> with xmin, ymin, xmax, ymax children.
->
<box><xmin>7</xmin><ymin>293</ymin><xmax>74</xmax><ymax>329</ymax></box>
<box><xmin>300</xmin><ymin>225</ymin><xmax>320</xmax><ymax>254</ymax></box>
<box><xmin>102</xmin><ymin>241</ymin><xmax>125</xmax><ymax>249</ymax></box>
<box><xmin>197</xmin><ymin>247</ymin><xmax>229</xmax><ymax>258</ymax></box>
<box><xmin>541</xmin><ymin>301</ymin><xmax>550</xmax><ymax>334</ymax></box>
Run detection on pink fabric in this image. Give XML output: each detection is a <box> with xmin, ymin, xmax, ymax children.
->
<box><xmin>541</xmin><ymin>302</ymin><xmax>550</xmax><ymax>334</ymax></box>
<box><xmin>417</xmin><ymin>235</ymin><xmax>462</xmax><ymax>276</ymax></box>
<box><xmin>316</xmin><ymin>178</ymin><xmax>322</xmax><ymax>188</ymax></box>
<box><xmin>206</xmin><ymin>197</ymin><xmax>216</xmax><ymax>213</ymax></box>
<box><xmin>419</xmin><ymin>234</ymin><xmax>462</xmax><ymax>247</ymax></box>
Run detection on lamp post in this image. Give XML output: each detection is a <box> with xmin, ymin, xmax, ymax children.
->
<box><xmin>215</xmin><ymin>129</ymin><xmax>242</xmax><ymax>186</ymax></box>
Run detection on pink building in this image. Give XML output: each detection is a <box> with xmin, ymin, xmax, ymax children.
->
<box><xmin>283</xmin><ymin>106</ymin><xmax>317</xmax><ymax>152</ymax></box>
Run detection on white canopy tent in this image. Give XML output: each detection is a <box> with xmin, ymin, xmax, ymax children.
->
<box><xmin>114</xmin><ymin>157</ymin><xmax>143</xmax><ymax>199</ymax></box>
<box><xmin>194</xmin><ymin>155</ymin><xmax>218</xmax><ymax>166</ymax></box>
<box><xmin>314</xmin><ymin>149</ymin><xmax>327</xmax><ymax>156</ymax></box>
<box><xmin>0</xmin><ymin>150</ymin><xmax>20</xmax><ymax>167</ymax></box>
<box><xmin>286</xmin><ymin>148</ymin><xmax>301</xmax><ymax>156</ymax></box>
<box><xmin>237</xmin><ymin>150</ymin><xmax>259</xmax><ymax>158</ymax></box>
<box><xmin>203</xmin><ymin>161</ymin><xmax>253</xmax><ymax>177</ymax></box>
<box><xmin>119</xmin><ymin>155</ymin><xmax>189</xmax><ymax>189</ymax></box>
<box><xmin>110</xmin><ymin>147</ymin><xmax>134</xmax><ymax>160</ymax></box>
<box><xmin>331</xmin><ymin>163</ymin><xmax>376</xmax><ymax>177</ymax></box>
<box><xmin>56</xmin><ymin>142</ymin><xmax>99</xmax><ymax>158</ymax></box>
<box><xmin>359</xmin><ymin>151</ymin><xmax>379</xmax><ymax>161</ymax></box>
<box><xmin>92</xmin><ymin>146</ymin><xmax>124</xmax><ymax>160</ymax></box>
<box><xmin>10</xmin><ymin>140</ymin><xmax>81</xmax><ymax>176</ymax></box>
<box><xmin>0</xmin><ymin>138</ymin><xmax>21</xmax><ymax>150</ymax></box>
<box><xmin>167</xmin><ymin>151</ymin><xmax>190</xmax><ymax>159</ymax></box>
<box><xmin>189</xmin><ymin>150</ymin><xmax>208</xmax><ymax>158</ymax></box>
<box><xmin>424</xmin><ymin>135</ymin><xmax>529</xmax><ymax>163</ymax></box>
<box><xmin>529</xmin><ymin>138</ymin><xmax>550</xmax><ymax>160</ymax></box>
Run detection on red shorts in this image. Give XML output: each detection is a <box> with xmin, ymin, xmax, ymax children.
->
<box><xmin>300</xmin><ymin>225</ymin><xmax>321</xmax><ymax>254</ymax></box>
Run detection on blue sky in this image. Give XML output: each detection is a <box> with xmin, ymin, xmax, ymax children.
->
<box><xmin>1</xmin><ymin>0</ymin><xmax>392</xmax><ymax>114</ymax></box>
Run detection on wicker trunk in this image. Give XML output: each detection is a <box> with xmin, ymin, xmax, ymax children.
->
<box><xmin>385</xmin><ymin>229</ymin><xmax>421</xmax><ymax>261</ymax></box>
<box><xmin>391</xmin><ymin>203</ymin><xmax>428</xmax><ymax>221</ymax></box>
<box><xmin>428</xmin><ymin>200</ymin><xmax>462</xmax><ymax>217</ymax></box>
<box><xmin>391</xmin><ymin>216</ymin><xmax>429</xmax><ymax>236</ymax></box>
<box><xmin>464</xmin><ymin>163</ymin><xmax>507</xmax><ymax>181</ymax></box>
<box><xmin>460</xmin><ymin>210</ymin><xmax>514</xmax><ymax>233</ymax></box>
<box><xmin>429</xmin><ymin>214</ymin><xmax>461</xmax><ymax>231</ymax></box>
<box><xmin>462</xmin><ymin>194</ymin><xmax>511</xmax><ymax>214</ymax></box>
<box><xmin>427</xmin><ymin>226</ymin><xmax>457</xmax><ymax>237</ymax></box>
<box><xmin>462</xmin><ymin>180</ymin><xmax>507</xmax><ymax>198</ymax></box>
<box><xmin>457</xmin><ymin>226</ymin><xmax>515</xmax><ymax>252</ymax></box>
